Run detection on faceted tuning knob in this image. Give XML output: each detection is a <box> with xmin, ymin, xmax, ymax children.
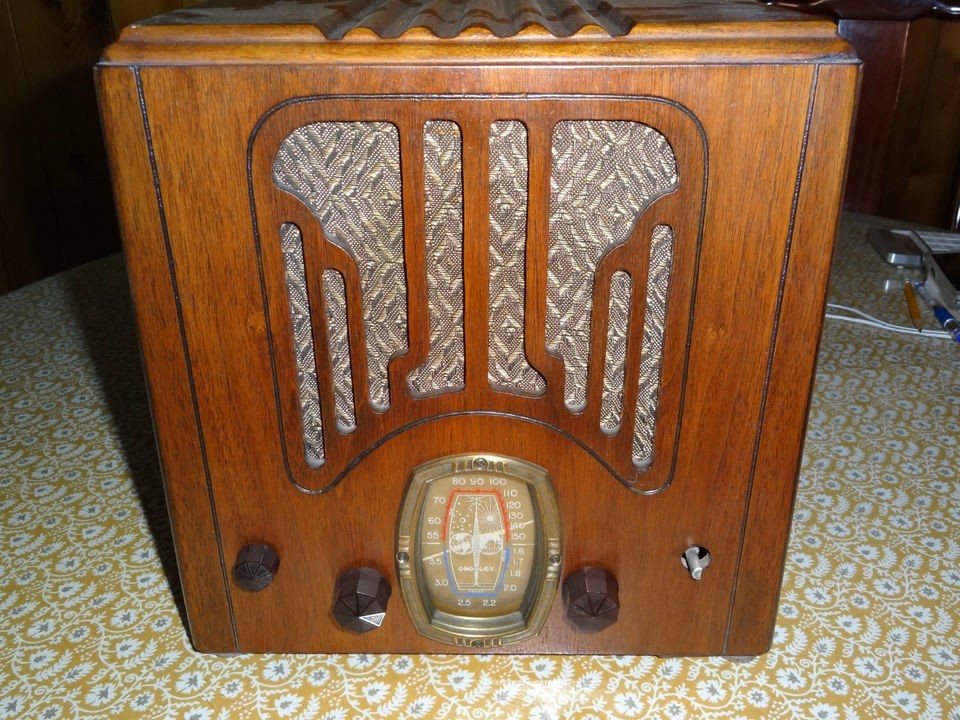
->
<box><xmin>232</xmin><ymin>544</ymin><xmax>279</xmax><ymax>592</ymax></box>
<box><xmin>332</xmin><ymin>567</ymin><xmax>392</xmax><ymax>633</ymax></box>
<box><xmin>563</xmin><ymin>566</ymin><xmax>620</xmax><ymax>633</ymax></box>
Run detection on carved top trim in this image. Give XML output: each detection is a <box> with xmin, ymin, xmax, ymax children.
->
<box><xmin>134</xmin><ymin>0</ymin><xmax>826</xmax><ymax>40</ymax></box>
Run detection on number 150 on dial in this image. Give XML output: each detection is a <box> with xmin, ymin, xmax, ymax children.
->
<box><xmin>396</xmin><ymin>455</ymin><xmax>563</xmax><ymax>647</ymax></box>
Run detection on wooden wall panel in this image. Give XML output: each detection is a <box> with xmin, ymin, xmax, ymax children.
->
<box><xmin>0</xmin><ymin>0</ymin><xmax>115</xmax><ymax>293</ymax></box>
<box><xmin>882</xmin><ymin>20</ymin><xmax>960</xmax><ymax>228</ymax></box>
<box><xmin>840</xmin><ymin>16</ymin><xmax>960</xmax><ymax>229</ymax></box>
<box><xmin>0</xmin><ymin>0</ymin><xmax>203</xmax><ymax>294</ymax></box>
<box><xmin>0</xmin><ymin>1</ymin><xmax>28</xmax><ymax>294</ymax></box>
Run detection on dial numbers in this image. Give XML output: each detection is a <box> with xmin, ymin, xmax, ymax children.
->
<box><xmin>397</xmin><ymin>455</ymin><xmax>562</xmax><ymax>647</ymax></box>
<box><xmin>419</xmin><ymin>478</ymin><xmax>533</xmax><ymax>617</ymax></box>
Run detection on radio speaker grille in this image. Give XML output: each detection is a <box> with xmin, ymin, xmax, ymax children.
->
<box><xmin>267</xmin><ymin>109</ymin><xmax>687</xmax><ymax>485</ymax></box>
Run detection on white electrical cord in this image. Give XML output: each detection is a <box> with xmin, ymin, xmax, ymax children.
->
<box><xmin>825</xmin><ymin>303</ymin><xmax>953</xmax><ymax>340</ymax></box>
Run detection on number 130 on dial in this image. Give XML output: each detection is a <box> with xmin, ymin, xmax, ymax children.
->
<box><xmin>396</xmin><ymin>454</ymin><xmax>563</xmax><ymax>647</ymax></box>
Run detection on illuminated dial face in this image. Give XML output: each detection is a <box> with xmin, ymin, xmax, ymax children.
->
<box><xmin>397</xmin><ymin>455</ymin><xmax>562</xmax><ymax>647</ymax></box>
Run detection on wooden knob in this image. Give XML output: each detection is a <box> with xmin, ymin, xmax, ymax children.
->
<box><xmin>563</xmin><ymin>567</ymin><xmax>620</xmax><ymax>633</ymax></box>
<box><xmin>332</xmin><ymin>567</ymin><xmax>391</xmax><ymax>633</ymax></box>
<box><xmin>232</xmin><ymin>544</ymin><xmax>279</xmax><ymax>592</ymax></box>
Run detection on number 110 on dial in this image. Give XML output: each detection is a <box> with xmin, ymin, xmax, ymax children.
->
<box><xmin>396</xmin><ymin>455</ymin><xmax>563</xmax><ymax>647</ymax></box>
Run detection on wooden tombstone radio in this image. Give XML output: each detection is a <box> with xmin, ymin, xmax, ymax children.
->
<box><xmin>97</xmin><ymin>0</ymin><xmax>858</xmax><ymax>655</ymax></box>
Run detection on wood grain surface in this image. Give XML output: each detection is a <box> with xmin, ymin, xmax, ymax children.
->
<box><xmin>97</xmin><ymin>3</ymin><xmax>858</xmax><ymax>655</ymax></box>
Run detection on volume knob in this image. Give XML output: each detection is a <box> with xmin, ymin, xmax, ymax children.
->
<box><xmin>232</xmin><ymin>544</ymin><xmax>279</xmax><ymax>592</ymax></box>
<box><xmin>563</xmin><ymin>567</ymin><xmax>620</xmax><ymax>633</ymax></box>
<box><xmin>332</xmin><ymin>567</ymin><xmax>392</xmax><ymax>633</ymax></box>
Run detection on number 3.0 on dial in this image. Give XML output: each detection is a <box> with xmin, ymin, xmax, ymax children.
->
<box><xmin>396</xmin><ymin>455</ymin><xmax>562</xmax><ymax>647</ymax></box>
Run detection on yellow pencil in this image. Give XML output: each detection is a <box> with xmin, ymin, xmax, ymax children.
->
<box><xmin>903</xmin><ymin>280</ymin><xmax>924</xmax><ymax>331</ymax></box>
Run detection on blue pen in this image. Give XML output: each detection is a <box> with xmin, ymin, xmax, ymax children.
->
<box><xmin>914</xmin><ymin>282</ymin><xmax>960</xmax><ymax>343</ymax></box>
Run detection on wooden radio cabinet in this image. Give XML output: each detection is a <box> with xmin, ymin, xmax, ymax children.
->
<box><xmin>97</xmin><ymin>0</ymin><xmax>858</xmax><ymax>655</ymax></box>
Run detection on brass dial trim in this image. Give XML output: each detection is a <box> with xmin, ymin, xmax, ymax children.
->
<box><xmin>396</xmin><ymin>453</ymin><xmax>562</xmax><ymax>648</ymax></box>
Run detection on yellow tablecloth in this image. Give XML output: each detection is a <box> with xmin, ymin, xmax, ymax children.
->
<box><xmin>1</xmin><ymin>215</ymin><xmax>958</xmax><ymax>719</ymax></box>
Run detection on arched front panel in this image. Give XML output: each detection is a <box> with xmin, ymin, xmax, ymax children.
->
<box><xmin>250</xmin><ymin>95</ymin><xmax>707</xmax><ymax>494</ymax></box>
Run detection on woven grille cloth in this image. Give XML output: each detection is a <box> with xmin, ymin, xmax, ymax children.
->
<box><xmin>280</xmin><ymin>223</ymin><xmax>325</xmax><ymax>466</ymax></box>
<box><xmin>321</xmin><ymin>268</ymin><xmax>356</xmax><ymax>432</ymax></box>
<box><xmin>407</xmin><ymin>121</ymin><xmax>466</xmax><ymax>396</ymax></box>
<box><xmin>488</xmin><ymin>121</ymin><xmax>547</xmax><ymax>396</ymax></box>
<box><xmin>274</xmin><ymin>118</ymin><xmax>677</xmax><ymax>471</ymax></box>
<box><xmin>546</xmin><ymin>120</ymin><xmax>678</xmax><ymax>425</ymax></box>
<box><xmin>600</xmin><ymin>270</ymin><xmax>633</xmax><ymax>434</ymax></box>
<box><xmin>633</xmin><ymin>224</ymin><xmax>674</xmax><ymax>469</ymax></box>
<box><xmin>273</xmin><ymin>122</ymin><xmax>408</xmax><ymax>414</ymax></box>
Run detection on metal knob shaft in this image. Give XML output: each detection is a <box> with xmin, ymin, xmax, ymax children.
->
<box><xmin>681</xmin><ymin>546</ymin><xmax>712</xmax><ymax>580</ymax></box>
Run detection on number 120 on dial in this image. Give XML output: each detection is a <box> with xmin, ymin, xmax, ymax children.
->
<box><xmin>396</xmin><ymin>455</ymin><xmax>563</xmax><ymax>647</ymax></box>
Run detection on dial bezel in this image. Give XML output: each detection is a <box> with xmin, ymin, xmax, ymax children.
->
<box><xmin>396</xmin><ymin>454</ymin><xmax>562</xmax><ymax>648</ymax></box>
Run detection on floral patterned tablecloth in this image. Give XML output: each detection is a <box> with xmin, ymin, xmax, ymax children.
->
<box><xmin>1</xmin><ymin>214</ymin><xmax>958</xmax><ymax>719</ymax></box>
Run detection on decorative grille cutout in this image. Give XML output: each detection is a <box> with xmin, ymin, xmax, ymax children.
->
<box><xmin>273</xmin><ymin>121</ymin><xmax>408</xmax><ymax>413</ymax></box>
<box><xmin>633</xmin><ymin>224</ymin><xmax>674</xmax><ymax>469</ymax></box>
<box><xmin>407</xmin><ymin>121</ymin><xmax>466</xmax><ymax>397</ymax></box>
<box><xmin>601</xmin><ymin>270</ymin><xmax>632</xmax><ymax>434</ymax></box>
<box><xmin>546</xmin><ymin>120</ymin><xmax>679</xmax><ymax>415</ymax></box>
<box><xmin>280</xmin><ymin>223</ymin><xmax>324</xmax><ymax>467</ymax></box>
<box><xmin>267</xmin><ymin>108</ymin><xmax>692</xmax><ymax>486</ymax></box>
<box><xmin>322</xmin><ymin>268</ymin><xmax>356</xmax><ymax>432</ymax></box>
<box><xmin>488</xmin><ymin>121</ymin><xmax>546</xmax><ymax>396</ymax></box>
